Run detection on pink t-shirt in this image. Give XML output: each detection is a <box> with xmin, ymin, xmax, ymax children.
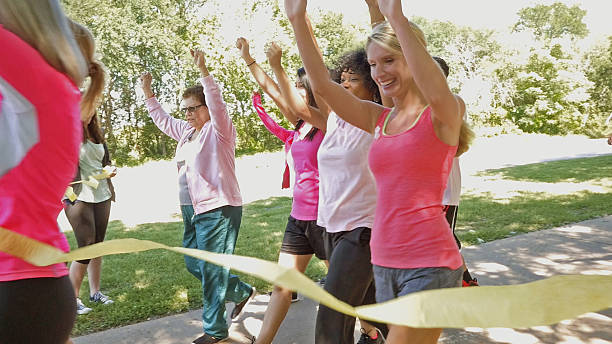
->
<box><xmin>252</xmin><ymin>93</ymin><xmax>322</xmax><ymax>220</ymax></box>
<box><xmin>146</xmin><ymin>76</ymin><xmax>242</xmax><ymax>215</ymax></box>
<box><xmin>288</xmin><ymin>128</ymin><xmax>323</xmax><ymax>220</ymax></box>
<box><xmin>0</xmin><ymin>26</ymin><xmax>81</xmax><ymax>281</ymax></box>
<box><xmin>368</xmin><ymin>107</ymin><xmax>462</xmax><ymax>269</ymax></box>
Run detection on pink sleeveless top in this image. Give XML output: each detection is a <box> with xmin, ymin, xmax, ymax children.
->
<box><xmin>368</xmin><ymin>107</ymin><xmax>462</xmax><ymax>269</ymax></box>
<box><xmin>0</xmin><ymin>25</ymin><xmax>81</xmax><ymax>281</ymax></box>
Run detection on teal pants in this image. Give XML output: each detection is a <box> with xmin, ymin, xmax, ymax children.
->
<box><xmin>180</xmin><ymin>205</ymin><xmax>253</xmax><ymax>338</ymax></box>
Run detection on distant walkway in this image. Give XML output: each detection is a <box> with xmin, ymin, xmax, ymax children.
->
<box><xmin>74</xmin><ymin>216</ymin><xmax>612</xmax><ymax>344</ymax></box>
<box><xmin>59</xmin><ymin>134</ymin><xmax>611</xmax><ymax>231</ymax></box>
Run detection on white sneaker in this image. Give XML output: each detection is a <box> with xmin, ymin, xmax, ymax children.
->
<box><xmin>90</xmin><ymin>291</ymin><xmax>114</xmax><ymax>305</ymax></box>
<box><xmin>76</xmin><ymin>298</ymin><xmax>92</xmax><ymax>315</ymax></box>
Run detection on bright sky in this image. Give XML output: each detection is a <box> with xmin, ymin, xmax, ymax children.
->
<box><xmin>204</xmin><ymin>0</ymin><xmax>610</xmax><ymax>58</ymax></box>
<box><xmin>310</xmin><ymin>0</ymin><xmax>611</xmax><ymax>42</ymax></box>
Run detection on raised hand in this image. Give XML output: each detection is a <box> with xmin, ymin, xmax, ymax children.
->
<box><xmin>284</xmin><ymin>0</ymin><xmax>307</xmax><ymax>21</ymax></box>
<box><xmin>191</xmin><ymin>49</ymin><xmax>207</xmax><ymax>70</ymax></box>
<box><xmin>139</xmin><ymin>72</ymin><xmax>154</xmax><ymax>98</ymax></box>
<box><xmin>265</xmin><ymin>42</ymin><xmax>283</xmax><ymax>69</ymax></box>
<box><xmin>377</xmin><ymin>0</ymin><xmax>403</xmax><ymax>19</ymax></box>
<box><xmin>191</xmin><ymin>48</ymin><xmax>210</xmax><ymax>77</ymax></box>
<box><xmin>235</xmin><ymin>37</ymin><xmax>254</xmax><ymax>63</ymax></box>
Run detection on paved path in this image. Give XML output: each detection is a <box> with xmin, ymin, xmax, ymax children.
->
<box><xmin>74</xmin><ymin>216</ymin><xmax>612</xmax><ymax>344</ymax></box>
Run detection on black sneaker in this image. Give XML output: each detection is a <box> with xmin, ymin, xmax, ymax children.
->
<box><xmin>266</xmin><ymin>291</ymin><xmax>301</xmax><ymax>303</ymax></box>
<box><xmin>192</xmin><ymin>333</ymin><xmax>228</xmax><ymax>344</ymax></box>
<box><xmin>231</xmin><ymin>287</ymin><xmax>255</xmax><ymax>319</ymax></box>
<box><xmin>356</xmin><ymin>328</ymin><xmax>386</xmax><ymax>344</ymax></box>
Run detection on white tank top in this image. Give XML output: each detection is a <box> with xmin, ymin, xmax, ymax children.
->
<box><xmin>316</xmin><ymin>112</ymin><xmax>377</xmax><ymax>233</ymax></box>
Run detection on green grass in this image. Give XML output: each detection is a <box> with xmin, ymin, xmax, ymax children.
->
<box><xmin>70</xmin><ymin>156</ymin><xmax>611</xmax><ymax>336</ymax></box>
<box><xmin>477</xmin><ymin>154</ymin><xmax>612</xmax><ymax>183</ymax></box>
<box><xmin>69</xmin><ymin>196</ymin><xmax>326</xmax><ymax>336</ymax></box>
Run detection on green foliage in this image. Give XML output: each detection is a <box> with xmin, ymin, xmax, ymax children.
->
<box><xmin>62</xmin><ymin>0</ymin><xmax>608</xmax><ymax>162</ymax></box>
<box><xmin>413</xmin><ymin>17</ymin><xmax>512</xmax><ymax>128</ymax></box>
<box><xmin>583</xmin><ymin>36</ymin><xmax>612</xmax><ymax>137</ymax></box>
<box><xmin>513</xmin><ymin>2</ymin><xmax>588</xmax><ymax>42</ymax></box>
<box><xmin>500</xmin><ymin>53</ymin><xmax>589</xmax><ymax>134</ymax></box>
<box><xmin>496</xmin><ymin>2</ymin><xmax>593</xmax><ymax>135</ymax></box>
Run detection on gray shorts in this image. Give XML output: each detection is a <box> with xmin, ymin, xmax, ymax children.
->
<box><xmin>373</xmin><ymin>265</ymin><xmax>464</xmax><ymax>303</ymax></box>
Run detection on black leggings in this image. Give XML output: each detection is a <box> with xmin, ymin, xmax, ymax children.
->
<box><xmin>0</xmin><ymin>276</ymin><xmax>76</xmax><ymax>343</ymax></box>
<box><xmin>64</xmin><ymin>199</ymin><xmax>111</xmax><ymax>264</ymax></box>
<box><xmin>315</xmin><ymin>227</ymin><xmax>388</xmax><ymax>344</ymax></box>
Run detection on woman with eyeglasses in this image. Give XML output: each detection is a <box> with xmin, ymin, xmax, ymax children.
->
<box><xmin>139</xmin><ymin>49</ymin><xmax>254</xmax><ymax>344</ymax></box>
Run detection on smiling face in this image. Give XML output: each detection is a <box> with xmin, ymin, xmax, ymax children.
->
<box><xmin>366</xmin><ymin>42</ymin><xmax>411</xmax><ymax>98</ymax></box>
<box><xmin>180</xmin><ymin>95</ymin><xmax>210</xmax><ymax>130</ymax></box>
<box><xmin>340</xmin><ymin>69</ymin><xmax>373</xmax><ymax>101</ymax></box>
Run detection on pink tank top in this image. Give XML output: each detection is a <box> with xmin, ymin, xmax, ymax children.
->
<box><xmin>289</xmin><ymin>128</ymin><xmax>323</xmax><ymax>220</ymax></box>
<box><xmin>368</xmin><ymin>107</ymin><xmax>462</xmax><ymax>269</ymax></box>
<box><xmin>0</xmin><ymin>25</ymin><xmax>81</xmax><ymax>281</ymax></box>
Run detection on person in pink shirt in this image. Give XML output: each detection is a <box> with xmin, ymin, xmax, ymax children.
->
<box><xmin>285</xmin><ymin>0</ymin><xmax>473</xmax><ymax>342</ymax></box>
<box><xmin>139</xmin><ymin>49</ymin><xmax>253</xmax><ymax>344</ymax></box>
<box><xmin>272</xmin><ymin>16</ymin><xmax>389</xmax><ymax>344</ymax></box>
<box><xmin>0</xmin><ymin>0</ymin><xmax>88</xmax><ymax>342</ymax></box>
<box><xmin>236</xmin><ymin>37</ymin><xmax>327</xmax><ymax>344</ymax></box>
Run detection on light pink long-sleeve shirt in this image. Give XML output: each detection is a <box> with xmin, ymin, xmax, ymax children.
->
<box><xmin>145</xmin><ymin>76</ymin><xmax>242</xmax><ymax>215</ymax></box>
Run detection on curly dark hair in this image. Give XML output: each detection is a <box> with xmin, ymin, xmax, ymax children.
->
<box><xmin>334</xmin><ymin>47</ymin><xmax>381</xmax><ymax>104</ymax></box>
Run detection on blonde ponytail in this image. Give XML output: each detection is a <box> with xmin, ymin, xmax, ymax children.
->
<box><xmin>69</xmin><ymin>20</ymin><xmax>106</xmax><ymax>122</ymax></box>
<box><xmin>456</xmin><ymin>121</ymin><xmax>475</xmax><ymax>157</ymax></box>
<box><xmin>0</xmin><ymin>0</ymin><xmax>87</xmax><ymax>85</ymax></box>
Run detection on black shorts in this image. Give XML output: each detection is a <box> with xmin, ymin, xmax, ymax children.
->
<box><xmin>444</xmin><ymin>205</ymin><xmax>462</xmax><ymax>249</ymax></box>
<box><xmin>280</xmin><ymin>215</ymin><xmax>327</xmax><ymax>260</ymax></box>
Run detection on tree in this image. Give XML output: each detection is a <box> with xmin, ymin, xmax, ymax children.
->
<box><xmin>584</xmin><ymin>36</ymin><xmax>612</xmax><ymax>136</ymax></box>
<box><xmin>496</xmin><ymin>2</ymin><xmax>593</xmax><ymax>135</ymax></box>
<box><xmin>513</xmin><ymin>2</ymin><xmax>588</xmax><ymax>43</ymax></box>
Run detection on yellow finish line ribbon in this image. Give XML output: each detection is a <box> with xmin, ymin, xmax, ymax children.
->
<box><xmin>1</xmin><ymin>226</ymin><xmax>611</xmax><ymax>328</ymax></box>
<box><xmin>64</xmin><ymin>167</ymin><xmax>114</xmax><ymax>202</ymax></box>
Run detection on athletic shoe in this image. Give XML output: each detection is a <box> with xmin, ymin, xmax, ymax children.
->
<box><xmin>266</xmin><ymin>291</ymin><xmax>301</xmax><ymax>303</ymax></box>
<box><xmin>231</xmin><ymin>287</ymin><xmax>255</xmax><ymax>319</ymax></box>
<box><xmin>90</xmin><ymin>291</ymin><xmax>114</xmax><ymax>304</ymax></box>
<box><xmin>192</xmin><ymin>333</ymin><xmax>228</xmax><ymax>344</ymax></box>
<box><xmin>357</xmin><ymin>328</ymin><xmax>386</xmax><ymax>344</ymax></box>
<box><xmin>76</xmin><ymin>298</ymin><xmax>92</xmax><ymax>315</ymax></box>
<box><xmin>462</xmin><ymin>278</ymin><xmax>479</xmax><ymax>287</ymax></box>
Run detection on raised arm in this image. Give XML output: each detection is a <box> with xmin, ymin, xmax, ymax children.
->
<box><xmin>191</xmin><ymin>49</ymin><xmax>236</xmax><ymax>143</ymax></box>
<box><xmin>235</xmin><ymin>37</ymin><xmax>293</xmax><ymax>121</ymax></box>
<box><xmin>267</xmin><ymin>42</ymin><xmax>328</xmax><ymax>131</ymax></box>
<box><xmin>365</xmin><ymin>0</ymin><xmax>385</xmax><ymax>28</ymax></box>
<box><xmin>284</xmin><ymin>0</ymin><xmax>383</xmax><ymax>133</ymax></box>
<box><xmin>378</xmin><ymin>0</ymin><xmax>463</xmax><ymax>132</ymax></box>
<box><xmin>139</xmin><ymin>72</ymin><xmax>189</xmax><ymax>141</ymax></box>
<box><xmin>252</xmin><ymin>92</ymin><xmax>293</xmax><ymax>143</ymax></box>
<box><xmin>364</xmin><ymin>0</ymin><xmax>393</xmax><ymax>107</ymax></box>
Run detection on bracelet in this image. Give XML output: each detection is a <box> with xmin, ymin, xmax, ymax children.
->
<box><xmin>246</xmin><ymin>59</ymin><xmax>256</xmax><ymax>67</ymax></box>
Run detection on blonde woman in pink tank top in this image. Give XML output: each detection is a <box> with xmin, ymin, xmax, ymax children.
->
<box><xmin>285</xmin><ymin>0</ymin><xmax>473</xmax><ymax>342</ymax></box>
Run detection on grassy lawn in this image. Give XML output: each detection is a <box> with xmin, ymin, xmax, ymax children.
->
<box><xmin>70</xmin><ymin>155</ymin><xmax>611</xmax><ymax>336</ymax></box>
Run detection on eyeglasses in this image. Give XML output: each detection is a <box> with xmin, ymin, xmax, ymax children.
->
<box><xmin>181</xmin><ymin>104</ymin><xmax>205</xmax><ymax>113</ymax></box>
